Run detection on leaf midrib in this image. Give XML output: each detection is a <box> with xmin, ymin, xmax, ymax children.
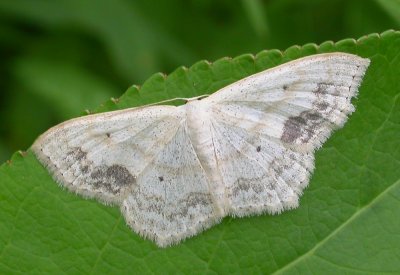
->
<box><xmin>273</xmin><ymin>177</ymin><xmax>400</xmax><ymax>274</ymax></box>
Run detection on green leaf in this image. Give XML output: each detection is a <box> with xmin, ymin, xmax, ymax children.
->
<box><xmin>1</xmin><ymin>30</ymin><xmax>400</xmax><ymax>274</ymax></box>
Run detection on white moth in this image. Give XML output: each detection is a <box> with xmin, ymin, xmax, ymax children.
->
<box><xmin>32</xmin><ymin>53</ymin><xmax>370</xmax><ymax>247</ymax></box>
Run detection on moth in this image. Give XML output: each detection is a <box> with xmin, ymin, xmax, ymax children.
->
<box><xmin>32</xmin><ymin>53</ymin><xmax>370</xmax><ymax>247</ymax></box>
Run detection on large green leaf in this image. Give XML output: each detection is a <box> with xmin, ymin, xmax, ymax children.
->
<box><xmin>1</xmin><ymin>30</ymin><xmax>399</xmax><ymax>274</ymax></box>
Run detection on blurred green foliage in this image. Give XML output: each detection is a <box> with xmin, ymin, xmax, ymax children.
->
<box><xmin>0</xmin><ymin>0</ymin><xmax>398</xmax><ymax>163</ymax></box>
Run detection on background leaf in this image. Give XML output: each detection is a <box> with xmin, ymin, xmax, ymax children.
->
<box><xmin>376</xmin><ymin>0</ymin><xmax>400</xmax><ymax>26</ymax></box>
<box><xmin>0</xmin><ymin>30</ymin><xmax>399</xmax><ymax>274</ymax></box>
